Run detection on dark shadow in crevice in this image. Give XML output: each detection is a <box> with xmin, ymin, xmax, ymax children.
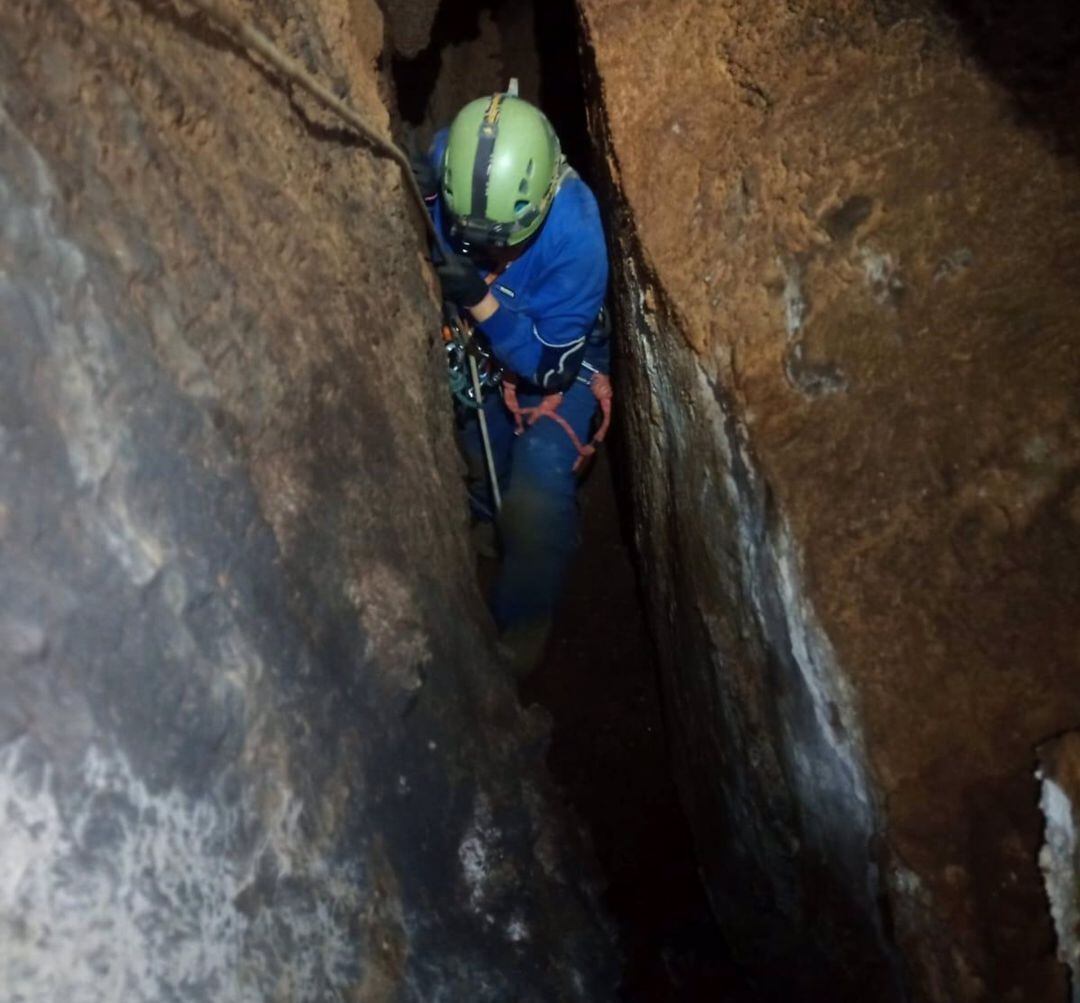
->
<box><xmin>520</xmin><ymin>450</ymin><xmax>762</xmax><ymax>1003</ymax></box>
<box><xmin>391</xmin><ymin>0</ymin><xmax>596</xmax><ymax>184</ymax></box>
<box><xmin>531</xmin><ymin>0</ymin><xmax>594</xmax><ymax>185</ymax></box>
<box><xmin>938</xmin><ymin>0</ymin><xmax>1080</xmax><ymax>157</ymax></box>
<box><xmin>392</xmin><ymin>0</ymin><xmax>500</xmax><ymax>124</ymax></box>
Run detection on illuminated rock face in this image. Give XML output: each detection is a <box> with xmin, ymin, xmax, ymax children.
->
<box><xmin>0</xmin><ymin>3</ymin><xmax>615</xmax><ymax>1000</ymax></box>
<box><xmin>5</xmin><ymin>1</ymin><xmax>1079</xmax><ymax>999</ymax></box>
<box><xmin>579</xmin><ymin>0</ymin><xmax>1080</xmax><ymax>999</ymax></box>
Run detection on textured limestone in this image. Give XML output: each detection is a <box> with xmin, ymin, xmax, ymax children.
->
<box><xmin>0</xmin><ymin>1</ymin><xmax>616</xmax><ymax>999</ymax></box>
<box><xmin>580</xmin><ymin>0</ymin><xmax>1080</xmax><ymax>999</ymax></box>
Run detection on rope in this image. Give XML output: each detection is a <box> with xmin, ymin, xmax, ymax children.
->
<box><xmin>468</xmin><ymin>354</ymin><xmax>503</xmax><ymax>514</ymax></box>
<box><xmin>589</xmin><ymin>373</ymin><xmax>614</xmax><ymax>457</ymax></box>
<box><xmin>179</xmin><ymin>0</ymin><xmax>442</xmax><ymax>249</ymax></box>
<box><xmin>443</xmin><ymin>314</ymin><xmax>503</xmax><ymax>511</ymax></box>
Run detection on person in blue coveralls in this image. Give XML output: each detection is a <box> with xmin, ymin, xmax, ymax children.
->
<box><xmin>413</xmin><ymin>90</ymin><xmax>610</xmax><ymax>675</ymax></box>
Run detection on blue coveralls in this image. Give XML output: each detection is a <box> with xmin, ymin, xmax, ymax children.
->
<box><xmin>429</xmin><ymin>130</ymin><xmax>610</xmax><ymax>632</ymax></box>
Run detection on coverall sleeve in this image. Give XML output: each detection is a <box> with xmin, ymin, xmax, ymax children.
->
<box><xmin>479</xmin><ymin>232</ymin><xmax>608</xmax><ymax>387</ymax></box>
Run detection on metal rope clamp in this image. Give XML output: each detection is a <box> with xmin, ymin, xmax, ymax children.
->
<box><xmin>441</xmin><ymin>303</ymin><xmax>505</xmax><ymax>513</ymax></box>
<box><xmin>442</xmin><ymin>306</ymin><xmax>503</xmax><ymax>409</ymax></box>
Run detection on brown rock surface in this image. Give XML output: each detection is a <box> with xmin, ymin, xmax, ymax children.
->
<box><xmin>375</xmin><ymin>0</ymin><xmax>441</xmax><ymax>58</ymax></box>
<box><xmin>0</xmin><ymin>1</ymin><xmax>616</xmax><ymax>998</ymax></box>
<box><xmin>581</xmin><ymin>0</ymin><xmax>1080</xmax><ymax>999</ymax></box>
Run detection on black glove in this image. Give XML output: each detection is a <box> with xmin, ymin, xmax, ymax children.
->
<box><xmin>409</xmin><ymin>146</ymin><xmax>439</xmax><ymax>205</ymax></box>
<box><xmin>436</xmin><ymin>252</ymin><xmax>489</xmax><ymax>309</ymax></box>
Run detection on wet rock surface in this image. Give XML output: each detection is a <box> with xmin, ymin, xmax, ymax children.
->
<box><xmin>580</xmin><ymin>0</ymin><xmax>1080</xmax><ymax>999</ymax></box>
<box><xmin>0</xmin><ymin>2</ymin><xmax>617</xmax><ymax>999</ymax></box>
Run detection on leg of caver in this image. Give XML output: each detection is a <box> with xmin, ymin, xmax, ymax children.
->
<box><xmin>492</xmin><ymin>381</ymin><xmax>597</xmax><ymax>675</ymax></box>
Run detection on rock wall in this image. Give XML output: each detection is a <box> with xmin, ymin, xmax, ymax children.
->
<box><xmin>375</xmin><ymin>0</ymin><xmax>440</xmax><ymax>59</ymax></box>
<box><xmin>392</xmin><ymin>0</ymin><xmax>541</xmax><ymax>151</ymax></box>
<box><xmin>0</xmin><ymin>2</ymin><xmax>616</xmax><ymax>1000</ymax></box>
<box><xmin>579</xmin><ymin>0</ymin><xmax>1080</xmax><ymax>1000</ymax></box>
<box><xmin>1038</xmin><ymin>732</ymin><xmax>1080</xmax><ymax>1001</ymax></box>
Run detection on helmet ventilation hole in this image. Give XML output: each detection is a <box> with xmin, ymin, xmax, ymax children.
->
<box><xmin>514</xmin><ymin>200</ymin><xmax>530</xmax><ymax>215</ymax></box>
<box><xmin>526</xmin><ymin>159</ymin><xmax>535</xmax><ymax>177</ymax></box>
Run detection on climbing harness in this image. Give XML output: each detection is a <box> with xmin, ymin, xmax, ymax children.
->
<box><xmin>497</xmin><ymin>307</ymin><xmax>615</xmax><ymax>474</ymax></box>
<box><xmin>442</xmin><ymin>304</ymin><xmax>614</xmax><ymax>503</ymax></box>
<box><xmin>501</xmin><ymin>367</ymin><xmax>613</xmax><ymax>475</ymax></box>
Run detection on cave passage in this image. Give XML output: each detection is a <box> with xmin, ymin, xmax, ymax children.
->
<box><xmin>393</xmin><ymin>3</ymin><xmax>763</xmax><ymax>999</ymax></box>
<box><xmin>524</xmin><ymin>455</ymin><xmax>764</xmax><ymax>1002</ymax></box>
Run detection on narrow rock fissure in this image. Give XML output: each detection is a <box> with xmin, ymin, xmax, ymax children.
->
<box><xmin>390</xmin><ymin>3</ymin><xmax>763</xmax><ymax>999</ymax></box>
<box><xmin>390</xmin><ymin>5</ymin><xmax>911</xmax><ymax>996</ymax></box>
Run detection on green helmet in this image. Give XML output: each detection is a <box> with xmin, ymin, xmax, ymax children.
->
<box><xmin>442</xmin><ymin>93</ymin><xmax>563</xmax><ymax>251</ymax></box>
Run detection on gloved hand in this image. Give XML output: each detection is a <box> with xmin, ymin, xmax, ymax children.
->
<box><xmin>436</xmin><ymin>252</ymin><xmax>489</xmax><ymax>309</ymax></box>
<box><xmin>409</xmin><ymin>147</ymin><xmax>439</xmax><ymax>204</ymax></box>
